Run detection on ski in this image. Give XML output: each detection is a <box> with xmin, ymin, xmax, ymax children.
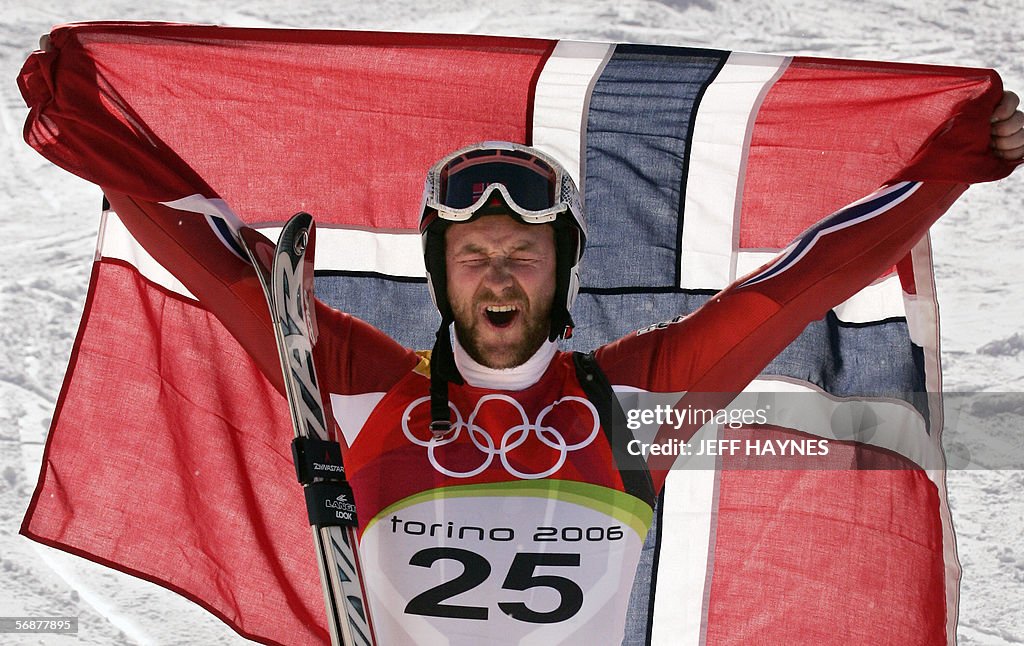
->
<box><xmin>240</xmin><ymin>213</ymin><xmax>375</xmax><ymax>646</ymax></box>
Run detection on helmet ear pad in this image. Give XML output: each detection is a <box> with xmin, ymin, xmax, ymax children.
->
<box><xmin>423</xmin><ymin>216</ymin><xmax>453</xmax><ymax>322</ymax></box>
<box><xmin>549</xmin><ymin>219</ymin><xmax>580</xmax><ymax>341</ymax></box>
<box><xmin>422</xmin><ymin>215</ymin><xmax>463</xmax><ymax>386</ymax></box>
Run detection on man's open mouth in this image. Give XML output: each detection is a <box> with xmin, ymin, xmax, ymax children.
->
<box><xmin>484</xmin><ymin>305</ymin><xmax>519</xmax><ymax>328</ymax></box>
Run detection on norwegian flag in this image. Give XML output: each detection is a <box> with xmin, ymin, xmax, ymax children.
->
<box><xmin>18</xmin><ymin>23</ymin><xmax>1016</xmax><ymax>645</ymax></box>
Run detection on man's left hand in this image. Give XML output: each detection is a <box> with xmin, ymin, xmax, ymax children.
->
<box><xmin>992</xmin><ymin>91</ymin><xmax>1024</xmax><ymax>161</ymax></box>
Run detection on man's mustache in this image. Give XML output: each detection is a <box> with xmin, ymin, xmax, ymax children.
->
<box><xmin>473</xmin><ymin>288</ymin><xmax>529</xmax><ymax>310</ymax></box>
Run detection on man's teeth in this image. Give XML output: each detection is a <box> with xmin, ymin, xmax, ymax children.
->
<box><xmin>486</xmin><ymin>305</ymin><xmax>518</xmax><ymax>313</ymax></box>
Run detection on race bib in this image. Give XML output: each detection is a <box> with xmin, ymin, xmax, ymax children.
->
<box><xmin>359</xmin><ymin>481</ymin><xmax>652</xmax><ymax>645</ymax></box>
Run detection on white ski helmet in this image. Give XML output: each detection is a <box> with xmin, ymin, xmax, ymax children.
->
<box><xmin>418</xmin><ymin>141</ymin><xmax>587</xmax><ymax>436</ymax></box>
<box><xmin>419</xmin><ymin>141</ymin><xmax>587</xmax><ymax>340</ymax></box>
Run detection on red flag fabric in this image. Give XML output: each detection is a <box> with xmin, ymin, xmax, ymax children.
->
<box><xmin>18</xmin><ymin>22</ymin><xmax>1017</xmax><ymax>645</ymax></box>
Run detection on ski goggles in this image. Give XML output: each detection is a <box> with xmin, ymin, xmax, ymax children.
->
<box><xmin>422</xmin><ymin>142</ymin><xmax>583</xmax><ymax>228</ymax></box>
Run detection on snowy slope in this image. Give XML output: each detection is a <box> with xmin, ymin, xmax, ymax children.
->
<box><xmin>1</xmin><ymin>1</ymin><xmax>1021</xmax><ymax>644</ymax></box>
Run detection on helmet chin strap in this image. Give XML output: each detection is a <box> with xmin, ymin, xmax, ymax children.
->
<box><xmin>429</xmin><ymin>316</ymin><xmax>463</xmax><ymax>438</ymax></box>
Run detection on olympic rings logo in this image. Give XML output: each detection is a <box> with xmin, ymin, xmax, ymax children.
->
<box><xmin>401</xmin><ymin>394</ymin><xmax>601</xmax><ymax>480</ymax></box>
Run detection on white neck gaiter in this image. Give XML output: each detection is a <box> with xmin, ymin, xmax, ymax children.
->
<box><xmin>452</xmin><ymin>333</ymin><xmax>557</xmax><ymax>391</ymax></box>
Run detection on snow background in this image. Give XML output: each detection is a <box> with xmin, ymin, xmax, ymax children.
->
<box><xmin>1</xmin><ymin>0</ymin><xmax>1021</xmax><ymax>643</ymax></box>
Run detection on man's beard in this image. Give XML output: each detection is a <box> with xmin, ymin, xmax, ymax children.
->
<box><xmin>452</xmin><ymin>289</ymin><xmax>552</xmax><ymax>370</ymax></box>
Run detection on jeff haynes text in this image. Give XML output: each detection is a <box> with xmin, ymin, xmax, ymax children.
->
<box><xmin>627</xmin><ymin>438</ymin><xmax>831</xmax><ymax>457</ymax></box>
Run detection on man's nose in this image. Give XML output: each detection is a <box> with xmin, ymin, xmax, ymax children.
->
<box><xmin>482</xmin><ymin>257</ymin><xmax>514</xmax><ymax>286</ymax></box>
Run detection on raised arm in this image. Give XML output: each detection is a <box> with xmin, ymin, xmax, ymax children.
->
<box><xmin>106</xmin><ymin>190</ymin><xmax>416</xmax><ymax>402</ymax></box>
<box><xmin>597</xmin><ymin>179</ymin><xmax>983</xmax><ymax>487</ymax></box>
